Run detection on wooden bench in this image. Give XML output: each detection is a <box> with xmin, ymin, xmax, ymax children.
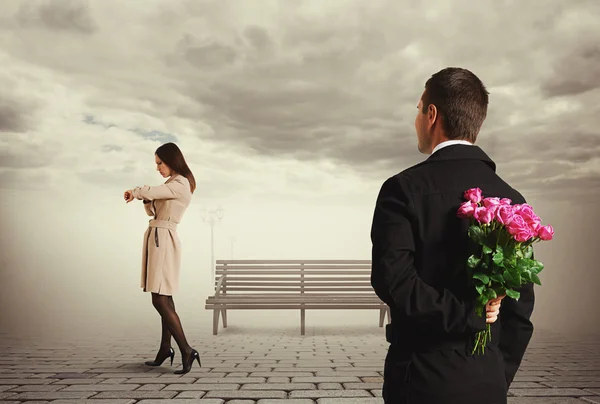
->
<box><xmin>204</xmin><ymin>260</ymin><xmax>390</xmax><ymax>335</ymax></box>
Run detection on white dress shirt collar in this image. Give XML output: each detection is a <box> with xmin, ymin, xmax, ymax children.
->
<box><xmin>431</xmin><ymin>139</ymin><xmax>473</xmax><ymax>155</ymax></box>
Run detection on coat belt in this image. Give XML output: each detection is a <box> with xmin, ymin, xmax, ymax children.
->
<box><xmin>148</xmin><ymin>219</ymin><xmax>178</xmax><ymax>231</ymax></box>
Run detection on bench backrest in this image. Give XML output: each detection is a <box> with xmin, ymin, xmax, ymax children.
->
<box><xmin>214</xmin><ymin>260</ymin><xmax>374</xmax><ymax>295</ymax></box>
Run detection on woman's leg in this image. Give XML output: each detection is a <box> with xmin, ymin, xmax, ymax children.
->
<box><xmin>151</xmin><ymin>293</ymin><xmax>192</xmax><ymax>359</ymax></box>
<box><xmin>157</xmin><ymin>297</ymin><xmax>175</xmax><ymax>351</ymax></box>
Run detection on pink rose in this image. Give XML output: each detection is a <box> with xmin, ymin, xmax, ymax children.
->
<box><xmin>482</xmin><ymin>197</ymin><xmax>500</xmax><ymax>208</ymax></box>
<box><xmin>464</xmin><ymin>188</ymin><xmax>482</xmax><ymax>204</ymax></box>
<box><xmin>538</xmin><ymin>225</ymin><xmax>554</xmax><ymax>241</ymax></box>
<box><xmin>495</xmin><ymin>204</ymin><xmax>515</xmax><ymax>225</ymax></box>
<box><xmin>500</xmin><ymin>198</ymin><xmax>512</xmax><ymax>205</ymax></box>
<box><xmin>517</xmin><ymin>204</ymin><xmax>541</xmax><ymax>231</ymax></box>
<box><xmin>474</xmin><ymin>206</ymin><xmax>494</xmax><ymax>224</ymax></box>
<box><xmin>457</xmin><ymin>201</ymin><xmax>477</xmax><ymax>218</ymax></box>
<box><xmin>506</xmin><ymin>214</ymin><xmax>535</xmax><ymax>242</ymax></box>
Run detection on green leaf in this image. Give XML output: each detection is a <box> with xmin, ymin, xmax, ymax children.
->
<box><xmin>467</xmin><ymin>255</ymin><xmax>481</xmax><ymax>269</ymax></box>
<box><xmin>524</xmin><ymin>245</ymin><xmax>533</xmax><ymax>259</ymax></box>
<box><xmin>530</xmin><ymin>260</ymin><xmax>544</xmax><ymax>274</ymax></box>
<box><xmin>485</xmin><ymin>288</ymin><xmax>497</xmax><ymax>300</ymax></box>
<box><xmin>531</xmin><ymin>273</ymin><xmax>542</xmax><ymax>285</ymax></box>
<box><xmin>502</xmin><ymin>269</ymin><xmax>519</xmax><ymax>289</ymax></box>
<box><xmin>473</xmin><ymin>273</ymin><xmax>490</xmax><ymax>284</ymax></box>
<box><xmin>478</xmin><ymin>294</ymin><xmax>489</xmax><ymax>306</ymax></box>
<box><xmin>490</xmin><ymin>274</ymin><xmax>504</xmax><ymax>283</ymax></box>
<box><xmin>475</xmin><ymin>283</ymin><xmax>486</xmax><ymax>295</ymax></box>
<box><xmin>506</xmin><ymin>289</ymin><xmax>521</xmax><ymax>300</ymax></box>
<box><xmin>468</xmin><ymin>225</ymin><xmax>486</xmax><ymax>244</ymax></box>
<box><xmin>482</xmin><ymin>245</ymin><xmax>492</xmax><ymax>255</ymax></box>
<box><xmin>503</xmin><ymin>243</ymin><xmax>516</xmax><ymax>261</ymax></box>
<box><xmin>493</xmin><ymin>251</ymin><xmax>504</xmax><ymax>266</ymax></box>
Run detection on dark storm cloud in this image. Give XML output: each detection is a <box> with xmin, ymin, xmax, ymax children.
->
<box><xmin>16</xmin><ymin>0</ymin><xmax>96</xmax><ymax>34</ymax></box>
<box><xmin>0</xmin><ymin>141</ymin><xmax>54</xmax><ymax>168</ymax></box>
<box><xmin>0</xmin><ymin>103</ymin><xmax>29</xmax><ymax>133</ymax></box>
<box><xmin>541</xmin><ymin>44</ymin><xmax>600</xmax><ymax>98</ymax></box>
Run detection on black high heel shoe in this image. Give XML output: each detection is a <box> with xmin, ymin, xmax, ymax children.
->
<box><xmin>145</xmin><ymin>347</ymin><xmax>175</xmax><ymax>367</ymax></box>
<box><xmin>174</xmin><ymin>349</ymin><xmax>201</xmax><ymax>374</ymax></box>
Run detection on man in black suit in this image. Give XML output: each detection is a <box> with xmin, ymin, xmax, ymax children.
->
<box><xmin>370</xmin><ymin>67</ymin><xmax>535</xmax><ymax>404</ymax></box>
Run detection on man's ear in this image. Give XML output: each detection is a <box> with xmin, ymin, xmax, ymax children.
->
<box><xmin>428</xmin><ymin>104</ymin><xmax>438</xmax><ymax>127</ymax></box>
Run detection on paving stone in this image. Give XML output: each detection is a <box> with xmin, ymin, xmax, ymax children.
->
<box><xmin>0</xmin><ymin>392</ymin><xmax>18</xmax><ymax>399</ymax></box>
<box><xmin>542</xmin><ymin>381</ymin><xmax>600</xmax><ymax>388</ymax></box>
<box><xmin>290</xmin><ymin>389</ymin><xmax>372</xmax><ymax>398</ymax></box>
<box><xmin>3</xmin><ymin>384</ymin><xmax>66</xmax><ymax>392</ymax></box>
<box><xmin>50</xmin><ymin>401</ymin><xmax>136</xmax><ymax>404</ymax></box>
<box><xmin>266</xmin><ymin>377</ymin><xmax>290</xmax><ymax>383</ymax></box>
<box><xmin>7</xmin><ymin>391</ymin><xmax>96</xmax><ymax>399</ymax></box>
<box><xmin>136</xmin><ymin>400</ymin><xmax>223</xmax><ymax>404</ymax></box>
<box><xmin>137</xmin><ymin>383</ymin><xmax>166</xmax><ymax>390</ymax></box>
<box><xmin>256</xmin><ymin>400</ymin><xmax>315</xmax><ymax>404</ymax></box>
<box><xmin>317</xmin><ymin>383</ymin><xmax>342</xmax><ymax>390</ymax></box>
<box><xmin>89</xmin><ymin>391</ymin><xmax>178</xmax><ymax>399</ymax></box>
<box><xmin>204</xmin><ymin>390</ymin><xmax>287</xmax><ymax>399</ymax></box>
<box><xmin>240</xmin><ymin>383</ymin><xmax>316</xmax><ymax>390</ymax></box>
<box><xmin>510</xmin><ymin>387</ymin><xmax>596</xmax><ymax>396</ymax></box>
<box><xmin>164</xmin><ymin>383</ymin><xmax>239</xmax><ymax>390</ymax></box>
<box><xmin>60</xmin><ymin>383</ymin><xmax>141</xmax><ymax>391</ymax></box>
<box><xmin>508</xmin><ymin>399</ymin><xmax>590</xmax><ymax>404</ymax></box>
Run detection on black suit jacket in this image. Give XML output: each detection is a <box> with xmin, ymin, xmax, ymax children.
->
<box><xmin>371</xmin><ymin>144</ymin><xmax>535</xmax><ymax>399</ymax></box>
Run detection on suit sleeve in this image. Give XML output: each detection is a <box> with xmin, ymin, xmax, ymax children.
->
<box><xmin>370</xmin><ymin>176</ymin><xmax>487</xmax><ymax>335</ymax></box>
<box><xmin>499</xmin><ymin>273</ymin><xmax>535</xmax><ymax>388</ymax></box>
<box><xmin>132</xmin><ymin>178</ymin><xmax>188</xmax><ymax>201</ymax></box>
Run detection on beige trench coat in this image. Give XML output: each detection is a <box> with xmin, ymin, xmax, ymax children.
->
<box><xmin>132</xmin><ymin>174</ymin><xmax>192</xmax><ymax>295</ymax></box>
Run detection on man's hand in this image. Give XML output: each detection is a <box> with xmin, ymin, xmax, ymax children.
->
<box><xmin>124</xmin><ymin>190</ymin><xmax>134</xmax><ymax>203</ymax></box>
<box><xmin>486</xmin><ymin>294</ymin><xmax>506</xmax><ymax>324</ymax></box>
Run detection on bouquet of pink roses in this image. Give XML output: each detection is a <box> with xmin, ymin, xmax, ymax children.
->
<box><xmin>457</xmin><ymin>188</ymin><xmax>554</xmax><ymax>355</ymax></box>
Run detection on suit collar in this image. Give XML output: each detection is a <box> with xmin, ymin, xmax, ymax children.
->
<box><xmin>420</xmin><ymin>144</ymin><xmax>496</xmax><ymax>171</ymax></box>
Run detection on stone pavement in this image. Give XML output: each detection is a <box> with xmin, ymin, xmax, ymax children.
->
<box><xmin>0</xmin><ymin>323</ymin><xmax>598</xmax><ymax>404</ymax></box>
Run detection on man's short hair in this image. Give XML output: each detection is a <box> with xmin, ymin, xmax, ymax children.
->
<box><xmin>422</xmin><ymin>67</ymin><xmax>489</xmax><ymax>143</ymax></box>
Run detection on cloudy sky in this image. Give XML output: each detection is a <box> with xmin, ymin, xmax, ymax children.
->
<box><xmin>1</xmin><ymin>0</ymin><xmax>599</xmax><ymax>339</ymax></box>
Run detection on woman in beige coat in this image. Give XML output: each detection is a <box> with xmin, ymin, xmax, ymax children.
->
<box><xmin>123</xmin><ymin>142</ymin><xmax>201</xmax><ymax>375</ymax></box>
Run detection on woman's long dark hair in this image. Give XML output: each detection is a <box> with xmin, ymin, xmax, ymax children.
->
<box><xmin>155</xmin><ymin>142</ymin><xmax>196</xmax><ymax>193</ymax></box>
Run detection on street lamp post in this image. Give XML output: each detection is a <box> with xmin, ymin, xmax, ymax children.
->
<box><xmin>201</xmin><ymin>207</ymin><xmax>224</xmax><ymax>284</ymax></box>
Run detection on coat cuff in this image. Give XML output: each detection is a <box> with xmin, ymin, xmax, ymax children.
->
<box><xmin>466</xmin><ymin>301</ymin><xmax>487</xmax><ymax>332</ymax></box>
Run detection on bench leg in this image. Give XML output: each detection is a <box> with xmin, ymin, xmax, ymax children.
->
<box><xmin>301</xmin><ymin>308</ymin><xmax>306</xmax><ymax>336</ymax></box>
<box><xmin>379</xmin><ymin>308</ymin><xmax>386</xmax><ymax>327</ymax></box>
<box><xmin>386</xmin><ymin>307</ymin><xmax>391</xmax><ymax>324</ymax></box>
<box><xmin>221</xmin><ymin>308</ymin><xmax>227</xmax><ymax>328</ymax></box>
<box><xmin>213</xmin><ymin>307</ymin><xmax>220</xmax><ymax>335</ymax></box>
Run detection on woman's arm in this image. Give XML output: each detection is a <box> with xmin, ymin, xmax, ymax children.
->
<box><xmin>132</xmin><ymin>177</ymin><xmax>188</xmax><ymax>201</ymax></box>
<box><xmin>143</xmin><ymin>199</ymin><xmax>154</xmax><ymax>216</ymax></box>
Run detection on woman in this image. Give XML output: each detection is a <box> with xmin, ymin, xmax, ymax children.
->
<box><xmin>123</xmin><ymin>142</ymin><xmax>201</xmax><ymax>375</ymax></box>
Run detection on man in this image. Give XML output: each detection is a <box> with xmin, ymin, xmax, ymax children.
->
<box><xmin>370</xmin><ymin>67</ymin><xmax>535</xmax><ymax>404</ymax></box>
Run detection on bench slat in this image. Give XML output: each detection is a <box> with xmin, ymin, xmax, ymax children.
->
<box><xmin>216</xmin><ymin>270</ymin><xmax>370</xmax><ymax>275</ymax></box>
<box><xmin>216</xmin><ymin>260</ymin><xmax>371</xmax><ymax>265</ymax></box>
<box><xmin>206</xmin><ymin>304</ymin><xmax>384</xmax><ymax>309</ymax></box>
<box><xmin>215</xmin><ymin>276</ymin><xmax>369</xmax><ymax>282</ymax></box>
<box><xmin>219</xmin><ymin>282</ymin><xmax>372</xmax><ymax>287</ymax></box>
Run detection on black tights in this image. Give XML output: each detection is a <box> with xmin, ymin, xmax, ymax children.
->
<box><xmin>151</xmin><ymin>293</ymin><xmax>192</xmax><ymax>359</ymax></box>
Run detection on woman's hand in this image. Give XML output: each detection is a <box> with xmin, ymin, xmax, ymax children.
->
<box><xmin>124</xmin><ymin>189</ymin><xmax>134</xmax><ymax>203</ymax></box>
